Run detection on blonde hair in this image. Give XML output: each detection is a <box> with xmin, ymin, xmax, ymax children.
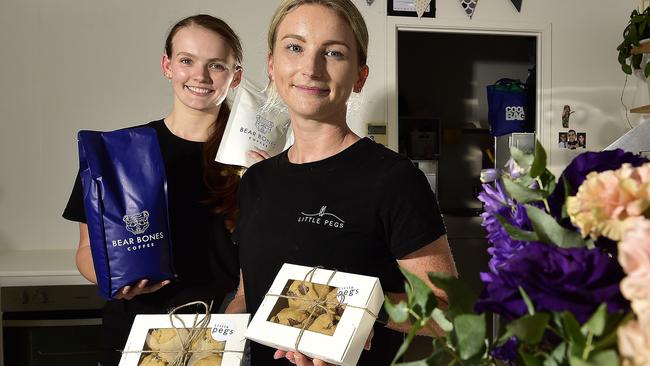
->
<box><xmin>267</xmin><ymin>0</ymin><xmax>369</xmax><ymax>66</ymax></box>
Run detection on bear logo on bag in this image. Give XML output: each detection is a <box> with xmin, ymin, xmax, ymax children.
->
<box><xmin>255</xmin><ymin>115</ymin><xmax>274</xmax><ymax>134</ymax></box>
<box><xmin>123</xmin><ymin>211</ymin><xmax>150</xmax><ymax>235</ymax></box>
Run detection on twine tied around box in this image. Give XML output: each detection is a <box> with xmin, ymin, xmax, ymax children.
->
<box><xmin>265</xmin><ymin>266</ymin><xmax>378</xmax><ymax>353</ymax></box>
<box><xmin>120</xmin><ymin>300</ymin><xmax>243</xmax><ymax>365</ymax></box>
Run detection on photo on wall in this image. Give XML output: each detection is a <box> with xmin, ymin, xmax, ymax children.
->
<box><xmin>558</xmin><ymin>130</ymin><xmax>586</xmax><ymax>149</ymax></box>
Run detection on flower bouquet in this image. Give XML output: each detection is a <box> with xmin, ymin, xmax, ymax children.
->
<box><xmin>386</xmin><ymin>142</ymin><xmax>650</xmax><ymax>365</ymax></box>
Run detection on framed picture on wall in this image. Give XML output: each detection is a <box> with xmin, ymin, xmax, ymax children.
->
<box><xmin>388</xmin><ymin>0</ymin><xmax>435</xmax><ymax>18</ymax></box>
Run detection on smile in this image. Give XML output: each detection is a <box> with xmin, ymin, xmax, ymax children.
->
<box><xmin>294</xmin><ymin>85</ymin><xmax>329</xmax><ymax>95</ymax></box>
<box><xmin>185</xmin><ymin>85</ymin><xmax>214</xmax><ymax>95</ymax></box>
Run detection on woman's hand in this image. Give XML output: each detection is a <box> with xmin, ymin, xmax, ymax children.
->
<box><xmin>113</xmin><ymin>279</ymin><xmax>171</xmax><ymax>300</ymax></box>
<box><xmin>247</xmin><ymin>148</ymin><xmax>271</xmax><ymax>165</ymax></box>
<box><xmin>272</xmin><ymin>329</ymin><xmax>372</xmax><ymax>365</ymax></box>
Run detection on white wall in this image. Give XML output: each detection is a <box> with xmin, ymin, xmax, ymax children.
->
<box><xmin>0</xmin><ymin>0</ymin><xmax>643</xmax><ymax>251</ymax></box>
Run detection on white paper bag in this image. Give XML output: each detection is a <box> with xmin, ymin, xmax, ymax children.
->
<box><xmin>216</xmin><ymin>78</ymin><xmax>292</xmax><ymax>167</ymax></box>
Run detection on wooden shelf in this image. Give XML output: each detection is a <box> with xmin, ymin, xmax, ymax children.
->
<box><xmin>632</xmin><ymin>42</ymin><xmax>650</xmax><ymax>54</ymax></box>
<box><xmin>630</xmin><ymin>104</ymin><xmax>650</xmax><ymax>113</ymax></box>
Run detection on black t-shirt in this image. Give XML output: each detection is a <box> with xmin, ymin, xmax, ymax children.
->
<box><xmin>234</xmin><ymin>137</ymin><xmax>446</xmax><ymax>366</ymax></box>
<box><xmin>63</xmin><ymin>120</ymin><xmax>239</xmax><ymax>365</ymax></box>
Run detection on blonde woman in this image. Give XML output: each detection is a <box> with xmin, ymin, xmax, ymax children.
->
<box><xmin>227</xmin><ymin>1</ymin><xmax>457</xmax><ymax>365</ymax></box>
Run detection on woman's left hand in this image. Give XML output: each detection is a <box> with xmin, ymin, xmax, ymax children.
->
<box><xmin>273</xmin><ymin>350</ymin><xmax>332</xmax><ymax>366</ymax></box>
<box><xmin>247</xmin><ymin>148</ymin><xmax>271</xmax><ymax>165</ymax></box>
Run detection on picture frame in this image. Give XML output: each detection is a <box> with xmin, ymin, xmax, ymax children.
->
<box><xmin>387</xmin><ymin>0</ymin><xmax>435</xmax><ymax>18</ymax></box>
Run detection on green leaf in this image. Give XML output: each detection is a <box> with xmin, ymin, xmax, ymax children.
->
<box><xmin>539</xmin><ymin>170</ymin><xmax>557</xmax><ymax>196</ymax></box>
<box><xmin>632</xmin><ymin>53</ymin><xmax>643</xmax><ymax>68</ymax></box>
<box><xmin>519</xmin><ymin>286</ymin><xmax>535</xmax><ymax>315</ymax></box>
<box><xmin>543</xmin><ymin>342</ymin><xmax>567</xmax><ymax>366</ymax></box>
<box><xmin>581</xmin><ymin>303</ymin><xmax>607</xmax><ymax>337</ymax></box>
<box><xmin>384</xmin><ymin>296</ymin><xmax>409</xmax><ymax>323</ymax></box>
<box><xmin>525</xmin><ymin>205</ymin><xmax>587</xmax><ymax>248</ymax></box>
<box><xmin>593</xmin><ymin>311</ymin><xmax>632</xmax><ymax>351</ymax></box>
<box><xmin>588</xmin><ymin>350</ymin><xmax>619</xmax><ymax>366</ymax></box>
<box><xmin>644</xmin><ymin>61</ymin><xmax>650</xmax><ymax>78</ymax></box>
<box><xmin>560</xmin><ymin>311</ymin><xmax>585</xmax><ymax>346</ymax></box>
<box><xmin>391</xmin><ymin>324</ymin><xmax>419</xmax><ymax>365</ymax></box>
<box><xmin>432</xmin><ymin>307</ymin><xmax>453</xmax><ymax>333</ymax></box>
<box><xmin>503</xmin><ymin>176</ymin><xmax>548</xmax><ymax>203</ymax></box>
<box><xmin>495</xmin><ymin>214</ymin><xmax>540</xmax><ymax>242</ymax></box>
<box><xmin>519</xmin><ymin>350</ymin><xmax>544</xmax><ymax>366</ymax></box>
<box><xmin>622</xmin><ymin>63</ymin><xmax>633</xmax><ymax>74</ymax></box>
<box><xmin>453</xmin><ymin>314</ymin><xmax>486</xmax><ymax>360</ymax></box>
<box><xmin>506</xmin><ymin>313</ymin><xmax>550</xmax><ymax>344</ymax></box>
<box><xmin>426</xmin><ymin>272</ymin><xmax>477</xmax><ymax>320</ymax></box>
<box><xmin>400</xmin><ymin>267</ymin><xmax>438</xmax><ymax>318</ymax></box>
<box><xmin>510</xmin><ymin>145</ymin><xmax>534</xmax><ymax>170</ymax></box>
<box><xmin>568</xmin><ymin>356</ymin><xmax>589</xmax><ymax>366</ymax></box>
<box><xmin>530</xmin><ymin>140</ymin><xmax>547</xmax><ymax>178</ymax></box>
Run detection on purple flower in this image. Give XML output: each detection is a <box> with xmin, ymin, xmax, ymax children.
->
<box><xmin>491</xmin><ymin>337</ymin><xmax>518</xmax><ymax>364</ymax></box>
<box><xmin>547</xmin><ymin>149</ymin><xmax>648</xmax><ymax>220</ymax></box>
<box><xmin>478</xmin><ymin>181</ymin><xmax>532</xmax><ymax>273</ymax></box>
<box><xmin>475</xmin><ymin>243</ymin><xmax>628</xmax><ymax>323</ymax></box>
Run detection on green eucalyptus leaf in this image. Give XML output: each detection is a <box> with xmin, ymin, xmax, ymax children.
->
<box><xmin>568</xmin><ymin>356</ymin><xmax>589</xmax><ymax>366</ymax></box>
<box><xmin>594</xmin><ymin>311</ymin><xmax>633</xmax><ymax>351</ymax></box>
<box><xmin>530</xmin><ymin>140</ymin><xmax>547</xmax><ymax>178</ymax></box>
<box><xmin>432</xmin><ymin>307</ymin><xmax>453</xmax><ymax>333</ymax></box>
<box><xmin>510</xmin><ymin>145</ymin><xmax>534</xmax><ymax>170</ymax></box>
<box><xmin>426</xmin><ymin>272</ymin><xmax>477</xmax><ymax>320</ymax></box>
<box><xmin>506</xmin><ymin>313</ymin><xmax>550</xmax><ymax>344</ymax></box>
<box><xmin>495</xmin><ymin>214</ymin><xmax>539</xmax><ymax>241</ymax></box>
<box><xmin>519</xmin><ymin>350</ymin><xmax>544</xmax><ymax>366</ymax></box>
<box><xmin>588</xmin><ymin>350</ymin><xmax>620</xmax><ymax>366</ymax></box>
<box><xmin>384</xmin><ymin>296</ymin><xmax>410</xmax><ymax>323</ymax></box>
<box><xmin>400</xmin><ymin>267</ymin><xmax>437</xmax><ymax>318</ymax></box>
<box><xmin>581</xmin><ymin>303</ymin><xmax>607</xmax><ymax>336</ymax></box>
<box><xmin>525</xmin><ymin>204</ymin><xmax>587</xmax><ymax>248</ymax></box>
<box><xmin>518</xmin><ymin>286</ymin><xmax>536</xmax><ymax>315</ymax></box>
<box><xmin>503</xmin><ymin>176</ymin><xmax>548</xmax><ymax>203</ymax></box>
<box><xmin>453</xmin><ymin>314</ymin><xmax>486</xmax><ymax>360</ymax></box>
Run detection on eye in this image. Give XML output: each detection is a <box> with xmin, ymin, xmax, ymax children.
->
<box><xmin>325</xmin><ymin>50</ymin><xmax>344</xmax><ymax>59</ymax></box>
<box><xmin>179</xmin><ymin>58</ymin><xmax>192</xmax><ymax>65</ymax></box>
<box><xmin>209</xmin><ymin>63</ymin><xmax>226</xmax><ymax>71</ymax></box>
<box><xmin>286</xmin><ymin>43</ymin><xmax>303</xmax><ymax>53</ymax></box>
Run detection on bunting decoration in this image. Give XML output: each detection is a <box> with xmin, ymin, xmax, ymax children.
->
<box><xmin>460</xmin><ymin>0</ymin><xmax>478</xmax><ymax>18</ymax></box>
<box><xmin>510</xmin><ymin>0</ymin><xmax>522</xmax><ymax>12</ymax></box>
<box><xmin>414</xmin><ymin>0</ymin><xmax>431</xmax><ymax>18</ymax></box>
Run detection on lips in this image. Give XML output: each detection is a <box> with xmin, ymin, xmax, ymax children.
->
<box><xmin>294</xmin><ymin>84</ymin><xmax>329</xmax><ymax>95</ymax></box>
<box><xmin>184</xmin><ymin>85</ymin><xmax>214</xmax><ymax>95</ymax></box>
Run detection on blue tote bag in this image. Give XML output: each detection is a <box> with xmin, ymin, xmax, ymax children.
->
<box><xmin>78</xmin><ymin>127</ymin><xmax>176</xmax><ymax>299</ymax></box>
<box><xmin>486</xmin><ymin>78</ymin><xmax>529</xmax><ymax>136</ymax></box>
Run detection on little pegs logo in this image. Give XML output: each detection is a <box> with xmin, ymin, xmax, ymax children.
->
<box><xmin>297</xmin><ymin>205</ymin><xmax>345</xmax><ymax>229</ymax></box>
<box><xmin>336</xmin><ymin>286</ymin><xmax>360</xmax><ymax>303</ymax></box>
<box><xmin>505</xmin><ymin>106</ymin><xmax>526</xmax><ymax>121</ymax></box>
<box><xmin>123</xmin><ymin>211</ymin><xmax>149</xmax><ymax>235</ymax></box>
<box><xmin>211</xmin><ymin>322</ymin><xmax>235</xmax><ymax>341</ymax></box>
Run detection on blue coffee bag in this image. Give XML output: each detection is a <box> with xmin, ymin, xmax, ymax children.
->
<box><xmin>78</xmin><ymin>127</ymin><xmax>176</xmax><ymax>299</ymax></box>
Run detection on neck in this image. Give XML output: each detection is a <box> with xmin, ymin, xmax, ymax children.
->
<box><xmin>164</xmin><ymin>97</ymin><xmax>221</xmax><ymax>142</ymax></box>
<box><xmin>288</xmin><ymin>114</ymin><xmax>360</xmax><ymax>164</ymax></box>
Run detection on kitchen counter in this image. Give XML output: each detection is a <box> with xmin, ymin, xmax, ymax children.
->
<box><xmin>0</xmin><ymin>249</ymin><xmax>88</xmax><ymax>287</ymax></box>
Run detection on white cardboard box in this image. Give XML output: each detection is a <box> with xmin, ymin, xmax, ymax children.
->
<box><xmin>119</xmin><ymin>313</ymin><xmax>250</xmax><ymax>366</ymax></box>
<box><xmin>245</xmin><ymin>264</ymin><xmax>384</xmax><ymax>366</ymax></box>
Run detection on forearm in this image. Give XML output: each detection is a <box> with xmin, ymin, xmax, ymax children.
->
<box><xmin>224</xmin><ymin>292</ymin><xmax>246</xmax><ymax>313</ymax></box>
<box><xmin>75</xmin><ymin>244</ymin><xmax>97</xmax><ymax>284</ymax></box>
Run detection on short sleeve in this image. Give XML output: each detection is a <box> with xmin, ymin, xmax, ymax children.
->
<box><xmin>378</xmin><ymin>159</ymin><xmax>447</xmax><ymax>259</ymax></box>
<box><xmin>62</xmin><ymin>171</ymin><xmax>87</xmax><ymax>223</ymax></box>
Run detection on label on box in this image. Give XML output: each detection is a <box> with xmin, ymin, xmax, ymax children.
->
<box><xmin>211</xmin><ymin>321</ymin><xmax>236</xmax><ymax>341</ymax></box>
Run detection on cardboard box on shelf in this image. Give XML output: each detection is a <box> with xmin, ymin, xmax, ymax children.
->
<box><xmin>244</xmin><ymin>264</ymin><xmax>383</xmax><ymax>366</ymax></box>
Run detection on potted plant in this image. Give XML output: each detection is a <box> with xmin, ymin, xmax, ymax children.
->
<box><xmin>617</xmin><ymin>6</ymin><xmax>650</xmax><ymax>77</ymax></box>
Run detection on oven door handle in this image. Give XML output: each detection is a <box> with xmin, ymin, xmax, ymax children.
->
<box><xmin>3</xmin><ymin>318</ymin><xmax>102</xmax><ymax>327</ymax></box>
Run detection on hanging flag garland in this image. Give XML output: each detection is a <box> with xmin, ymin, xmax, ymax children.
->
<box><xmin>460</xmin><ymin>0</ymin><xmax>478</xmax><ymax>18</ymax></box>
<box><xmin>510</xmin><ymin>0</ymin><xmax>522</xmax><ymax>12</ymax></box>
<box><xmin>414</xmin><ymin>0</ymin><xmax>431</xmax><ymax>17</ymax></box>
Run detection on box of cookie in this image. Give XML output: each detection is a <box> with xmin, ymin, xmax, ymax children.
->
<box><xmin>244</xmin><ymin>264</ymin><xmax>383</xmax><ymax>366</ymax></box>
<box><xmin>118</xmin><ymin>312</ymin><xmax>250</xmax><ymax>366</ymax></box>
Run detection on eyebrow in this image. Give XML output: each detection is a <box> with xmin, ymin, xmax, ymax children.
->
<box><xmin>176</xmin><ymin>51</ymin><xmax>228</xmax><ymax>62</ymax></box>
<box><xmin>281</xmin><ymin>34</ymin><xmax>351</xmax><ymax>49</ymax></box>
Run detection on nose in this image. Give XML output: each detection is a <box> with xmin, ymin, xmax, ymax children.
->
<box><xmin>301</xmin><ymin>50</ymin><xmax>325</xmax><ymax>79</ymax></box>
<box><xmin>192</xmin><ymin>63</ymin><xmax>212</xmax><ymax>83</ymax></box>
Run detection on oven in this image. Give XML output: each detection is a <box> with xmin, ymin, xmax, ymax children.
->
<box><xmin>1</xmin><ymin>284</ymin><xmax>105</xmax><ymax>366</ymax></box>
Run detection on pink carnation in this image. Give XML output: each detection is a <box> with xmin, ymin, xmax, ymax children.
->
<box><xmin>619</xmin><ymin>218</ymin><xmax>650</xmax><ymax>326</ymax></box>
<box><xmin>567</xmin><ymin>163</ymin><xmax>650</xmax><ymax>241</ymax></box>
<box><xmin>618</xmin><ymin>319</ymin><xmax>650</xmax><ymax>366</ymax></box>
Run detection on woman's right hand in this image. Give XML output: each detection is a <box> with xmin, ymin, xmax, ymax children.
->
<box><xmin>113</xmin><ymin>279</ymin><xmax>171</xmax><ymax>300</ymax></box>
<box><xmin>247</xmin><ymin>148</ymin><xmax>271</xmax><ymax>165</ymax></box>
